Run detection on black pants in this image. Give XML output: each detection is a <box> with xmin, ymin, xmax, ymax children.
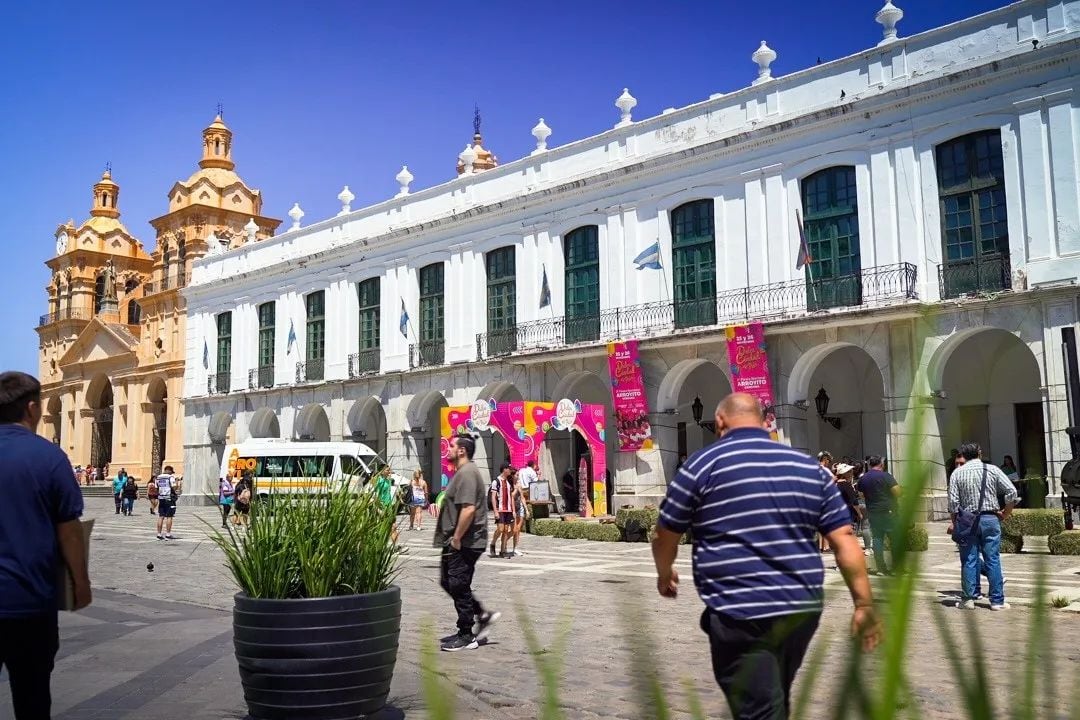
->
<box><xmin>701</xmin><ymin>608</ymin><xmax>820</xmax><ymax>720</ymax></box>
<box><xmin>439</xmin><ymin>546</ymin><xmax>485</xmax><ymax>634</ymax></box>
<box><xmin>113</xmin><ymin>492</ymin><xmax>122</xmax><ymax>513</ymax></box>
<box><xmin>0</xmin><ymin>612</ymin><xmax>59</xmax><ymax>720</ymax></box>
<box><xmin>220</xmin><ymin>503</ymin><xmax>232</xmax><ymax>525</ymax></box>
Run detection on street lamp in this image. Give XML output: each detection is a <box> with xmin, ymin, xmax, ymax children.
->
<box><xmin>814</xmin><ymin>387</ymin><xmax>843</xmax><ymax>430</ymax></box>
<box><xmin>691</xmin><ymin>396</ymin><xmax>716</xmax><ymax>433</ymax></box>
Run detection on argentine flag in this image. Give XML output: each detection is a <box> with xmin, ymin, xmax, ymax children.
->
<box><xmin>286</xmin><ymin>319</ymin><xmax>297</xmax><ymax>355</ymax></box>
<box><xmin>633</xmin><ymin>241</ymin><xmax>662</xmax><ymax>270</ymax></box>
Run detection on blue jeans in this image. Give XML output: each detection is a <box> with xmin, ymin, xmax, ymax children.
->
<box><xmin>121</xmin><ymin>497</ymin><xmax>134</xmax><ymax>514</ymax></box>
<box><xmin>959</xmin><ymin>514</ymin><xmax>1004</xmax><ymax>605</ymax></box>
<box><xmin>868</xmin><ymin>511</ymin><xmax>894</xmax><ymax>573</ymax></box>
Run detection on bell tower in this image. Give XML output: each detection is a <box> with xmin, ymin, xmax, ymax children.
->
<box><xmin>199</xmin><ymin>114</ymin><xmax>234</xmax><ymax>171</ymax></box>
<box><xmin>90</xmin><ymin>168</ymin><xmax>120</xmax><ymax>219</ymax></box>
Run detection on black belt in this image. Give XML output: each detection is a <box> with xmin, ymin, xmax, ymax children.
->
<box><xmin>978</xmin><ymin>510</ymin><xmax>999</xmax><ymax>516</ymax></box>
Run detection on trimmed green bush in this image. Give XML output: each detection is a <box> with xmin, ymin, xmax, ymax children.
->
<box><xmin>906</xmin><ymin>526</ymin><xmax>929</xmax><ymax>551</ymax></box>
<box><xmin>581</xmin><ymin>523</ymin><xmax>623</xmax><ymax>542</ymax></box>
<box><xmin>616</xmin><ymin>508</ymin><xmax>660</xmax><ymax>543</ymax></box>
<box><xmin>1002</xmin><ymin>509</ymin><xmax>1065</xmax><ymax>538</ymax></box>
<box><xmin>1049</xmin><ymin>529</ymin><xmax>1080</xmax><ymax>555</ymax></box>
<box><xmin>1001</xmin><ymin>534</ymin><xmax>1024</xmax><ymax>554</ymax></box>
<box><xmin>530</xmin><ymin>519</ymin><xmax>561</xmax><ymax>537</ymax></box>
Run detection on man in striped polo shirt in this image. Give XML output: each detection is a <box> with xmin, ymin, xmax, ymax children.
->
<box><xmin>653</xmin><ymin>393</ymin><xmax>881</xmax><ymax>719</ymax></box>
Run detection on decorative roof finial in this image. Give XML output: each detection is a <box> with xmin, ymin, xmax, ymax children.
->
<box><xmin>459</xmin><ymin>144</ymin><xmax>476</xmax><ymax>176</ymax></box>
<box><xmin>615</xmin><ymin>88</ymin><xmax>637</xmax><ymax>128</ymax></box>
<box><xmin>876</xmin><ymin>1</ymin><xmax>904</xmax><ymax>45</ymax></box>
<box><xmin>752</xmin><ymin>41</ymin><xmax>777</xmax><ymax>85</ymax></box>
<box><xmin>288</xmin><ymin>203</ymin><xmax>304</xmax><ymax>231</ymax></box>
<box><xmin>244</xmin><ymin>218</ymin><xmax>258</xmax><ymax>243</ymax></box>
<box><xmin>395</xmin><ymin>166</ymin><xmax>413</xmax><ymax>198</ymax></box>
<box><xmin>337</xmin><ymin>185</ymin><xmax>354</xmax><ymax>215</ymax></box>
<box><xmin>531</xmin><ymin>118</ymin><xmax>551</xmax><ymax>155</ymax></box>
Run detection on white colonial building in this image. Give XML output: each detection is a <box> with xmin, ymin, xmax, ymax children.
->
<box><xmin>183</xmin><ymin>0</ymin><xmax>1080</xmax><ymax>515</ymax></box>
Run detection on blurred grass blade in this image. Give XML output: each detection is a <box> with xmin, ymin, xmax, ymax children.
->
<box><xmin>516</xmin><ymin>602</ymin><xmax>570</xmax><ymax>720</ymax></box>
<box><xmin>419</xmin><ymin>621</ymin><xmax>456</xmax><ymax>720</ymax></box>
<box><xmin>618</xmin><ymin>598</ymin><xmax>671</xmax><ymax>720</ymax></box>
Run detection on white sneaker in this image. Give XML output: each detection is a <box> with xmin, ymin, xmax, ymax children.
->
<box><xmin>958</xmin><ymin>599</ymin><xmax>976</xmax><ymax>609</ymax></box>
<box><xmin>990</xmin><ymin>603</ymin><xmax>1011</xmax><ymax>611</ymax></box>
<box><xmin>156</xmin><ymin>534</ymin><xmax>164</xmax><ymax>540</ymax></box>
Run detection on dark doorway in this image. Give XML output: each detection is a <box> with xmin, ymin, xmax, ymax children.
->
<box><xmin>1014</xmin><ymin>402</ymin><xmax>1046</xmax><ymax>480</ymax></box>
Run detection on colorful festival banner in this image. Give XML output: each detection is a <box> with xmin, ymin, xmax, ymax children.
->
<box><xmin>725</xmin><ymin>322</ymin><xmax>778</xmax><ymax>436</ymax></box>
<box><xmin>439</xmin><ymin>399</ymin><xmax>608</xmax><ymax>516</ymax></box>
<box><xmin>606</xmin><ymin>340</ymin><xmax>654</xmax><ymax>452</ymax></box>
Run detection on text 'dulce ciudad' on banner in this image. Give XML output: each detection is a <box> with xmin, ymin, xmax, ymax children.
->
<box><xmin>725</xmin><ymin>322</ymin><xmax>778</xmax><ymax>438</ymax></box>
<box><xmin>606</xmin><ymin>339</ymin><xmax>654</xmax><ymax>452</ymax></box>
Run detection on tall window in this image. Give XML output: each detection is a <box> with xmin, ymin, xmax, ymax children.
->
<box><xmin>177</xmin><ymin>239</ymin><xmax>187</xmax><ymax>286</ymax></box>
<box><xmin>94</xmin><ymin>273</ymin><xmax>106</xmax><ymax>314</ymax></box>
<box><xmin>671</xmin><ymin>200</ymin><xmax>716</xmax><ymax>329</ymax></box>
<box><xmin>51</xmin><ymin>282</ymin><xmax>61</xmax><ymax>321</ymax></box>
<box><xmin>486</xmin><ymin>247</ymin><xmax>517</xmax><ymax>355</ymax></box>
<box><xmin>162</xmin><ymin>246</ymin><xmax>172</xmax><ymax>289</ymax></box>
<box><xmin>257</xmin><ymin>301</ymin><xmax>275</xmax><ymax>388</ymax></box>
<box><xmin>564</xmin><ymin>226</ymin><xmax>600</xmax><ymax>343</ymax></box>
<box><xmin>126</xmin><ymin>300</ymin><xmax>141</xmax><ymax>325</ymax></box>
<box><xmin>356</xmin><ymin>278</ymin><xmax>380</xmax><ymax>375</ymax></box>
<box><xmin>216</xmin><ymin>312</ymin><xmax>232</xmax><ymax>393</ymax></box>
<box><xmin>801</xmin><ymin>166</ymin><xmax>861</xmax><ymax>310</ymax></box>
<box><xmin>418</xmin><ymin>263</ymin><xmax>444</xmax><ymax>366</ymax></box>
<box><xmin>305</xmin><ymin>290</ymin><xmax>325</xmax><ymax>381</ymax></box>
<box><xmin>936</xmin><ymin>130</ymin><xmax>1010</xmax><ymax>297</ymax></box>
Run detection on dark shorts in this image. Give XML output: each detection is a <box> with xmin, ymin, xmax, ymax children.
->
<box><xmin>497</xmin><ymin>512</ymin><xmax>514</xmax><ymax>525</ymax></box>
<box><xmin>158</xmin><ymin>500</ymin><xmax>177</xmax><ymax>518</ymax></box>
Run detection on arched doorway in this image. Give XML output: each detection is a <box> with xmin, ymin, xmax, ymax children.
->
<box><xmin>249</xmin><ymin>407</ymin><xmax>281</xmax><ymax>439</ymax></box>
<box><xmin>657</xmin><ymin>359</ymin><xmax>733</xmax><ymax>470</ymax></box>
<box><xmin>547</xmin><ymin>371</ymin><xmax>615</xmax><ymax>512</ymax></box>
<box><xmin>407</xmin><ymin>390</ymin><xmax>448</xmax><ymax>491</ymax></box>
<box><xmin>935</xmin><ymin>328</ymin><xmax>1044</xmax><ymax>493</ymax></box>
<box><xmin>46</xmin><ymin>396</ymin><xmax>62</xmax><ymax>445</ymax></box>
<box><xmin>147</xmin><ymin>378</ymin><xmax>168</xmax><ymax>476</ymax></box>
<box><xmin>799</xmin><ymin>345</ymin><xmax>887</xmax><ymax>462</ymax></box>
<box><xmin>474</xmin><ymin>381</ymin><xmax>524</xmax><ymax>479</ymax></box>
<box><xmin>208</xmin><ymin>411</ymin><xmax>235</xmax><ymax>478</ymax></box>
<box><xmin>87</xmin><ymin>375</ymin><xmax>113</xmax><ymax>472</ymax></box>
<box><xmin>295</xmin><ymin>404</ymin><xmax>331</xmax><ymax>442</ymax></box>
<box><xmin>347</xmin><ymin>397</ymin><xmax>387</xmax><ymax>458</ymax></box>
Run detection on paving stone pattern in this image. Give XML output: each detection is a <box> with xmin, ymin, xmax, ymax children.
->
<box><xmin>2</xmin><ymin>498</ymin><xmax>1078</xmax><ymax>719</ymax></box>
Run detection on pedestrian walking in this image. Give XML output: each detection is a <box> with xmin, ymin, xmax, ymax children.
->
<box><xmin>154</xmin><ymin>466</ymin><xmax>180</xmax><ymax>540</ymax></box>
<box><xmin>509</xmin><ymin>470</ymin><xmax>527</xmax><ymax>557</ymax></box>
<box><xmin>858</xmin><ymin>456</ymin><xmax>900</xmax><ymax>575</ymax></box>
<box><xmin>518</xmin><ymin>459</ymin><xmax>538</xmax><ymax>502</ymax></box>
<box><xmin>112</xmin><ymin>470</ymin><xmax>125</xmax><ymax>514</ymax></box>
<box><xmin>489</xmin><ymin>463</ymin><xmax>515</xmax><ymax>558</ymax></box>
<box><xmin>121</xmin><ymin>472</ymin><xmax>138</xmax><ymax>516</ymax></box>
<box><xmin>0</xmin><ymin>371</ymin><xmax>92</xmax><ymax>719</ymax></box>
<box><xmin>374</xmin><ymin>467</ymin><xmax>400</xmax><ymax>544</ymax></box>
<box><xmin>233</xmin><ymin>472</ymin><xmax>252</xmax><ymax>527</ymax></box>
<box><xmin>146</xmin><ymin>477</ymin><xmax>159</xmax><ymax>516</ymax></box>
<box><xmin>948</xmin><ymin>442</ymin><xmax>1018</xmax><ymax>610</ymax></box>
<box><xmin>218</xmin><ymin>476</ymin><xmax>234</xmax><ymax>528</ymax></box>
<box><xmin>435</xmin><ymin>435</ymin><xmax>499</xmax><ymax>652</ymax></box>
<box><xmin>816</xmin><ymin>451</ymin><xmax>835</xmax><ymax>552</ymax></box>
<box><xmin>653</xmin><ymin>393</ymin><xmax>881</xmax><ymax>720</ymax></box>
<box><xmin>408</xmin><ymin>469</ymin><xmax>429</xmax><ymax>531</ymax></box>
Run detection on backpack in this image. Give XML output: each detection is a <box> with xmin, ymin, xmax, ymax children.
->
<box><xmin>237</xmin><ymin>486</ymin><xmax>251</xmax><ymax>504</ymax></box>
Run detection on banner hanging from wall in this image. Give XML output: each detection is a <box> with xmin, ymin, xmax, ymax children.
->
<box><xmin>725</xmin><ymin>322</ymin><xmax>778</xmax><ymax>436</ymax></box>
<box><xmin>606</xmin><ymin>339</ymin><xmax>654</xmax><ymax>452</ymax></box>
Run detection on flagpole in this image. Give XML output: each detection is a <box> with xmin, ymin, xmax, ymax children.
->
<box><xmin>797</xmin><ymin>209</ymin><xmax>819</xmax><ymax>307</ymax></box>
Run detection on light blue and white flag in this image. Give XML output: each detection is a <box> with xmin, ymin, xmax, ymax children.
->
<box><xmin>286</xmin><ymin>318</ymin><xmax>297</xmax><ymax>355</ymax></box>
<box><xmin>202</xmin><ymin>339</ymin><xmax>209</xmax><ymax>369</ymax></box>
<box><xmin>399</xmin><ymin>299</ymin><xmax>409</xmax><ymax>338</ymax></box>
<box><xmin>539</xmin><ymin>265</ymin><xmax>551</xmax><ymax>309</ymax></box>
<box><xmin>633</xmin><ymin>241</ymin><xmax>662</xmax><ymax>270</ymax></box>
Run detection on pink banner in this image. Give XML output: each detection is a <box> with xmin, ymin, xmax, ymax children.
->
<box><xmin>607</xmin><ymin>340</ymin><xmax>654</xmax><ymax>452</ymax></box>
<box><xmin>725</xmin><ymin>323</ymin><xmax>777</xmax><ymax>435</ymax></box>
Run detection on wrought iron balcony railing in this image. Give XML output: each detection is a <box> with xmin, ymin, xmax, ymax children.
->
<box><xmin>348</xmin><ymin>349</ymin><xmax>380</xmax><ymax>378</ymax></box>
<box><xmin>938</xmin><ymin>255</ymin><xmax>1011</xmax><ymax>299</ymax></box>
<box><xmin>409</xmin><ymin>340</ymin><xmax>445</xmax><ymax>369</ymax></box>
<box><xmin>38</xmin><ymin>308</ymin><xmax>91</xmax><ymax>327</ymax></box>
<box><xmin>142</xmin><ymin>271</ymin><xmax>192</xmax><ymax>297</ymax></box>
<box><xmin>248</xmin><ymin>366</ymin><xmax>275</xmax><ymax>390</ymax></box>
<box><xmin>208</xmin><ymin>371</ymin><xmax>231</xmax><ymax>395</ymax></box>
<box><xmin>296</xmin><ymin>357</ymin><xmax>325</xmax><ymax>383</ymax></box>
<box><xmin>476</xmin><ymin>262</ymin><xmax>918</xmax><ymax>360</ymax></box>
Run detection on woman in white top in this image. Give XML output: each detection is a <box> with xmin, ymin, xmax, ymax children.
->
<box><xmin>408</xmin><ymin>469</ymin><xmax>429</xmax><ymax>531</ymax></box>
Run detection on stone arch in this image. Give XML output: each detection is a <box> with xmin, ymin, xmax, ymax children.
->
<box><xmin>545</xmin><ymin>371</ymin><xmax>615</xmax><ymax>510</ymax></box>
<box><xmin>249</xmin><ymin>407</ymin><xmax>281</xmax><ymax>439</ymax></box>
<box><xmin>476</xmin><ymin>380</ymin><xmax>523</xmax><ymax>404</ymax></box>
<box><xmin>655</xmin><ymin>359</ymin><xmax>733</xmax><ymax>473</ymax></box>
<box><xmin>86</xmin><ymin>374</ymin><xmax>113</xmax><ymax>409</ymax></box>
<box><xmin>46</xmin><ymin>395</ymin><xmax>62</xmax><ymax>445</ymax></box>
<box><xmin>797</xmin><ymin>345</ymin><xmax>887</xmax><ymax>463</ymax></box>
<box><xmin>294</xmin><ymin>403</ymin><xmax>331</xmax><ymax>442</ymax></box>
<box><xmin>145</xmin><ymin>377</ymin><xmax>169</xmax><ymax>476</ymax></box>
<box><xmin>474</xmin><ymin>381</ymin><xmax>524</xmax><ymax>477</ymax></box>
<box><xmin>208</xmin><ymin>412</ymin><xmax>234</xmax><ymax>444</ymax></box>
<box><xmin>146</xmin><ymin>377</ymin><xmax>168</xmax><ymax>403</ymax></box>
<box><xmin>347</xmin><ymin>396</ymin><xmax>387</xmax><ymax>456</ymax></box>
<box><xmin>406</xmin><ymin>390</ymin><xmax>449</xmax><ymax>491</ymax></box>
<box><xmin>407</xmin><ymin>390</ymin><xmax>447</xmax><ymax>431</ymax></box>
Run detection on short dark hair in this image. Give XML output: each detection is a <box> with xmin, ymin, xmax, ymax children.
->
<box><xmin>959</xmin><ymin>443</ymin><xmax>981</xmax><ymax>461</ymax></box>
<box><xmin>0</xmin><ymin>371</ymin><xmax>41</xmax><ymax>424</ymax></box>
<box><xmin>527</xmin><ymin>459</ymin><xmax>536</xmax><ymax>468</ymax></box>
<box><xmin>164</xmin><ymin>465</ymin><xmax>175</xmax><ymax>474</ymax></box>
<box><xmin>453</xmin><ymin>435</ymin><xmax>476</xmax><ymax>460</ymax></box>
<box><xmin>867</xmin><ymin>455</ymin><xmax>883</xmax><ymax>468</ymax></box>
<box><xmin>499</xmin><ymin>461</ymin><xmax>512</xmax><ymax>474</ymax></box>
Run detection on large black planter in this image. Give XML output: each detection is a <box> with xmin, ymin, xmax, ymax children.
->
<box><xmin>234</xmin><ymin>586</ymin><xmax>401</xmax><ymax>720</ymax></box>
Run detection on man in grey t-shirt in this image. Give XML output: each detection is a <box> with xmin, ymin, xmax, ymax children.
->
<box><xmin>435</xmin><ymin>435</ymin><xmax>500</xmax><ymax>651</ymax></box>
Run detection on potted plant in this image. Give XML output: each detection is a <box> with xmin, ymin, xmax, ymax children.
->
<box><xmin>208</xmin><ymin>482</ymin><xmax>401</xmax><ymax>720</ymax></box>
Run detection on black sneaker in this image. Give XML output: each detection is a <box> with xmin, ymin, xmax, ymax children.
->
<box><xmin>471</xmin><ymin>610</ymin><xmax>501</xmax><ymax>641</ymax></box>
<box><xmin>489</xmin><ymin>544</ymin><xmax>497</xmax><ymax>558</ymax></box>
<box><xmin>440</xmin><ymin>633</ymin><xmax>479</xmax><ymax>652</ymax></box>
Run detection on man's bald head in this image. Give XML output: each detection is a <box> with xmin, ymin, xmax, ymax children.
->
<box><xmin>715</xmin><ymin>393</ymin><xmax>765</xmax><ymax>434</ymax></box>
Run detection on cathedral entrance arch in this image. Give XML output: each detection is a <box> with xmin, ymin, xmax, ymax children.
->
<box><xmin>87</xmin><ymin>375</ymin><xmax>114</xmax><ymax>472</ymax></box>
<box><xmin>147</xmin><ymin>378</ymin><xmax>168</xmax><ymax>476</ymax></box>
<box><xmin>46</xmin><ymin>396</ymin><xmax>62</xmax><ymax>446</ymax></box>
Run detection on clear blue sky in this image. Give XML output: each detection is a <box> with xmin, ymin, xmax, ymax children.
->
<box><xmin>0</xmin><ymin>0</ymin><xmax>1006</xmax><ymax>375</ymax></box>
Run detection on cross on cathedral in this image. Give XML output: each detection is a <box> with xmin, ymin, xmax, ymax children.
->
<box><xmin>473</xmin><ymin>104</ymin><xmax>481</xmax><ymax>136</ymax></box>
<box><xmin>104</xmin><ymin>161</ymin><xmax>111</xmax><ymax>174</ymax></box>
<box><xmin>216</xmin><ymin>102</ymin><xmax>224</xmax><ymax>118</ymax></box>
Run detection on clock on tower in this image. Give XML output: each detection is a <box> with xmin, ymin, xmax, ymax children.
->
<box><xmin>55</xmin><ymin>231</ymin><xmax>68</xmax><ymax>256</ymax></box>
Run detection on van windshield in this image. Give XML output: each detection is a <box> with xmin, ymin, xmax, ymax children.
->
<box><xmin>340</xmin><ymin>454</ymin><xmax>380</xmax><ymax>482</ymax></box>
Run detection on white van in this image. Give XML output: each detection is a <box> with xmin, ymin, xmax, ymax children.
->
<box><xmin>219</xmin><ymin>439</ymin><xmax>409</xmax><ymax>497</ymax></box>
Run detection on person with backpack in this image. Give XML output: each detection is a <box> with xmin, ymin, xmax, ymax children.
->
<box><xmin>121</xmin><ymin>472</ymin><xmax>138</xmax><ymax>516</ymax></box>
<box><xmin>154</xmin><ymin>466</ymin><xmax>179</xmax><ymax>540</ymax></box>
<box><xmin>146</xmin><ymin>477</ymin><xmax>158</xmax><ymax>516</ymax></box>
<box><xmin>112</xmin><ymin>470</ymin><xmax>126</xmax><ymax>515</ymax></box>
<box><xmin>218</xmin><ymin>476</ymin><xmax>234</xmax><ymax>528</ymax></box>
<box><xmin>232</xmin><ymin>472</ymin><xmax>252</xmax><ymax>527</ymax></box>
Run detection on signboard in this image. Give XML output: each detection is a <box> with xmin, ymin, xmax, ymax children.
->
<box><xmin>606</xmin><ymin>340</ymin><xmax>654</xmax><ymax>451</ymax></box>
<box><xmin>725</xmin><ymin>322</ymin><xmax>777</xmax><ymax>436</ymax></box>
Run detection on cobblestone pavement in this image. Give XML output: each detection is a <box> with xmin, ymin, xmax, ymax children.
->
<box><xmin>3</xmin><ymin>497</ymin><xmax>1079</xmax><ymax>719</ymax></box>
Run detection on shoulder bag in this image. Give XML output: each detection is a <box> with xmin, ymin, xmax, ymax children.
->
<box><xmin>951</xmin><ymin>465</ymin><xmax>988</xmax><ymax>544</ymax></box>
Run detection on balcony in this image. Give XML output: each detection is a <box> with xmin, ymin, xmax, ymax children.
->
<box><xmin>296</xmin><ymin>358</ymin><xmax>325</xmax><ymax>383</ymax></box>
<box><xmin>208</xmin><ymin>371</ymin><xmax>231</xmax><ymax>395</ymax></box>
<box><xmin>38</xmin><ymin>308</ymin><xmax>91</xmax><ymax>327</ymax></box>
<box><xmin>348</xmin><ymin>349</ymin><xmax>380</xmax><ymax>378</ymax></box>
<box><xmin>938</xmin><ymin>255</ymin><xmax>1011</xmax><ymax>300</ymax></box>
<box><xmin>475</xmin><ymin>262</ymin><xmax>918</xmax><ymax>360</ymax></box>
<box><xmin>409</xmin><ymin>340</ymin><xmax>445</xmax><ymax>369</ymax></box>
<box><xmin>141</xmin><ymin>271</ymin><xmax>192</xmax><ymax>298</ymax></box>
<box><xmin>248</xmin><ymin>366</ymin><xmax>275</xmax><ymax>390</ymax></box>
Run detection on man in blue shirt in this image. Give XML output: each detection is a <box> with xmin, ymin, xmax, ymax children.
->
<box><xmin>0</xmin><ymin>371</ymin><xmax>92</xmax><ymax>719</ymax></box>
<box><xmin>653</xmin><ymin>393</ymin><xmax>881</xmax><ymax>719</ymax></box>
